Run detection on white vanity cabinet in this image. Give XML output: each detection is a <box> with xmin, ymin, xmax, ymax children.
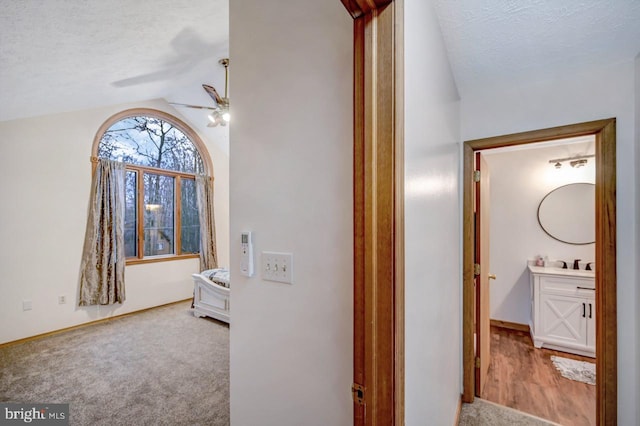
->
<box><xmin>529</xmin><ymin>265</ymin><xmax>595</xmax><ymax>357</ymax></box>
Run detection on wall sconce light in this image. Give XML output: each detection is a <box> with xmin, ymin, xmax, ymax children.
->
<box><xmin>549</xmin><ymin>154</ymin><xmax>594</xmax><ymax>169</ymax></box>
<box><xmin>570</xmin><ymin>159</ymin><xmax>588</xmax><ymax>168</ymax></box>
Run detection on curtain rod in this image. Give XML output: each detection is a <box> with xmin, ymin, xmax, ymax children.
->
<box><xmin>88</xmin><ymin>156</ymin><xmax>213</xmax><ymax>181</ymax></box>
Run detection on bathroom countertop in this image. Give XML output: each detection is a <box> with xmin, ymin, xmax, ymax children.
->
<box><xmin>527</xmin><ymin>264</ymin><xmax>595</xmax><ymax>278</ymax></box>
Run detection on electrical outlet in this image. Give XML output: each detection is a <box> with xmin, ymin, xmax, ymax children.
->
<box><xmin>23</xmin><ymin>300</ymin><xmax>32</xmax><ymax>311</ymax></box>
<box><xmin>262</xmin><ymin>252</ymin><xmax>293</xmax><ymax>284</ymax></box>
<box><xmin>58</xmin><ymin>295</ymin><xmax>66</xmax><ymax>304</ymax></box>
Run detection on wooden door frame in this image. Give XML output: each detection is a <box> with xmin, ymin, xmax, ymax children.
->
<box><xmin>474</xmin><ymin>153</ymin><xmax>491</xmax><ymax>396</ymax></box>
<box><xmin>339</xmin><ymin>0</ymin><xmax>404</xmax><ymax>425</ymax></box>
<box><xmin>462</xmin><ymin>119</ymin><xmax>617</xmax><ymax>425</ymax></box>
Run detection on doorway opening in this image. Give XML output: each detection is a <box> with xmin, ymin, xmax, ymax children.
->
<box><xmin>462</xmin><ymin>119</ymin><xmax>617</xmax><ymax>426</ymax></box>
<box><xmin>476</xmin><ymin>135</ymin><xmax>597</xmax><ymax>425</ymax></box>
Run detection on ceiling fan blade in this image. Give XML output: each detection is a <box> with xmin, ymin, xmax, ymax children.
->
<box><xmin>170</xmin><ymin>27</ymin><xmax>212</xmax><ymax>57</ymax></box>
<box><xmin>112</xmin><ymin>70</ymin><xmax>176</xmax><ymax>87</ymax></box>
<box><xmin>111</xmin><ymin>63</ymin><xmax>188</xmax><ymax>87</ymax></box>
<box><xmin>202</xmin><ymin>84</ymin><xmax>224</xmax><ymax>105</ymax></box>
<box><xmin>169</xmin><ymin>102</ymin><xmax>217</xmax><ymax>111</ymax></box>
<box><xmin>112</xmin><ymin>27</ymin><xmax>210</xmax><ymax>87</ymax></box>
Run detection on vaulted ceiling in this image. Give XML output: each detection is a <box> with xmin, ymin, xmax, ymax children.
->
<box><xmin>434</xmin><ymin>0</ymin><xmax>640</xmax><ymax>96</ymax></box>
<box><xmin>1</xmin><ymin>1</ymin><xmax>639</xmax><ymax>126</ymax></box>
<box><xmin>0</xmin><ymin>0</ymin><xmax>228</xmax><ymax>123</ymax></box>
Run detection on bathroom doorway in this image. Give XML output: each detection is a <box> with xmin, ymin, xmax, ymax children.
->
<box><xmin>461</xmin><ymin>119</ymin><xmax>617</xmax><ymax>426</ymax></box>
<box><xmin>479</xmin><ymin>136</ymin><xmax>596</xmax><ymax>425</ymax></box>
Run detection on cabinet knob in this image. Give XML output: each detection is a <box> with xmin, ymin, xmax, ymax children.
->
<box><xmin>488</xmin><ymin>274</ymin><xmax>496</xmax><ymax>280</ymax></box>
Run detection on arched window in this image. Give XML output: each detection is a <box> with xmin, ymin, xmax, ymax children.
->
<box><xmin>93</xmin><ymin>109</ymin><xmax>212</xmax><ymax>264</ymax></box>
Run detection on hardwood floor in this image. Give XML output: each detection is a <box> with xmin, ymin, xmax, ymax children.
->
<box><xmin>481</xmin><ymin>325</ymin><xmax>595</xmax><ymax>426</ymax></box>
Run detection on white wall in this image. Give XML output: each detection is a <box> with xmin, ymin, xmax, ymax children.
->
<box><xmin>229</xmin><ymin>1</ymin><xmax>353</xmax><ymax>425</ymax></box>
<box><xmin>404</xmin><ymin>1</ymin><xmax>461</xmax><ymax>424</ymax></box>
<box><xmin>462</xmin><ymin>60</ymin><xmax>638</xmax><ymax>425</ymax></box>
<box><xmin>205</xmin><ymin>126</ymin><xmax>231</xmax><ymax>269</ymax></box>
<box><xmin>635</xmin><ymin>53</ymin><xmax>640</xmax><ymax>425</ymax></box>
<box><xmin>483</xmin><ymin>142</ymin><xmax>595</xmax><ymax>325</ymax></box>
<box><xmin>0</xmin><ymin>98</ymin><xmax>229</xmax><ymax>344</ymax></box>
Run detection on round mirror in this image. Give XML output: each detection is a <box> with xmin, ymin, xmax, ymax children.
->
<box><xmin>537</xmin><ymin>183</ymin><xmax>595</xmax><ymax>245</ymax></box>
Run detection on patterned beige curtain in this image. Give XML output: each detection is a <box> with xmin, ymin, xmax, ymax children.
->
<box><xmin>79</xmin><ymin>159</ymin><xmax>126</xmax><ymax>306</ymax></box>
<box><xmin>196</xmin><ymin>175</ymin><xmax>218</xmax><ymax>271</ymax></box>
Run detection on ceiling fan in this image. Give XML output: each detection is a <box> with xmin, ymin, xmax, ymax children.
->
<box><xmin>170</xmin><ymin>58</ymin><xmax>230</xmax><ymax>127</ymax></box>
<box><xmin>112</xmin><ymin>28</ymin><xmax>214</xmax><ymax>88</ymax></box>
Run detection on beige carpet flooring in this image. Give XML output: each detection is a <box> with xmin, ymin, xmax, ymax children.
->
<box><xmin>459</xmin><ymin>398</ymin><xmax>561</xmax><ymax>426</ymax></box>
<box><xmin>0</xmin><ymin>301</ymin><xmax>229</xmax><ymax>425</ymax></box>
<box><xmin>2</xmin><ymin>302</ymin><xmax>574</xmax><ymax>425</ymax></box>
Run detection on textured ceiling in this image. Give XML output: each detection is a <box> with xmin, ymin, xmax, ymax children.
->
<box><xmin>433</xmin><ymin>0</ymin><xmax>640</xmax><ymax>96</ymax></box>
<box><xmin>2</xmin><ymin>1</ymin><xmax>639</xmax><ymax>126</ymax></box>
<box><xmin>0</xmin><ymin>0</ymin><xmax>228</xmax><ymax>122</ymax></box>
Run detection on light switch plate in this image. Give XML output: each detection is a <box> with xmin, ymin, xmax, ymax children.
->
<box><xmin>262</xmin><ymin>252</ymin><xmax>293</xmax><ymax>284</ymax></box>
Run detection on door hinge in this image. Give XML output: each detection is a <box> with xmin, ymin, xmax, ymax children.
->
<box><xmin>352</xmin><ymin>383</ymin><xmax>365</xmax><ymax>405</ymax></box>
<box><xmin>473</xmin><ymin>170</ymin><xmax>481</xmax><ymax>182</ymax></box>
<box><xmin>475</xmin><ymin>357</ymin><xmax>481</xmax><ymax>368</ymax></box>
<box><xmin>474</xmin><ymin>263</ymin><xmax>481</xmax><ymax>276</ymax></box>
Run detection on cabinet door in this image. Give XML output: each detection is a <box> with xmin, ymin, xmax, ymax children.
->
<box><xmin>540</xmin><ymin>292</ymin><xmax>587</xmax><ymax>346</ymax></box>
<box><xmin>586</xmin><ymin>300</ymin><xmax>596</xmax><ymax>350</ymax></box>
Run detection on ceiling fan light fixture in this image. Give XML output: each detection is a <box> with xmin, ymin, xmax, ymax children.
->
<box><xmin>204</xmin><ymin>59</ymin><xmax>231</xmax><ymax>127</ymax></box>
<box><xmin>171</xmin><ymin>58</ymin><xmax>231</xmax><ymax>127</ymax></box>
<box><xmin>207</xmin><ymin>109</ymin><xmax>229</xmax><ymax>127</ymax></box>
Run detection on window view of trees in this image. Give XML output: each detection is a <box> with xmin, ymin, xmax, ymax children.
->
<box><xmin>98</xmin><ymin>116</ymin><xmax>204</xmax><ymax>173</ymax></box>
<box><xmin>180</xmin><ymin>178</ymin><xmax>200</xmax><ymax>254</ymax></box>
<box><xmin>144</xmin><ymin>174</ymin><xmax>175</xmax><ymax>256</ymax></box>
<box><xmin>124</xmin><ymin>171</ymin><xmax>138</xmax><ymax>257</ymax></box>
<box><xmin>98</xmin><ymin>114</ymin><xmax>204</xmax><ymax>261</ymax></box>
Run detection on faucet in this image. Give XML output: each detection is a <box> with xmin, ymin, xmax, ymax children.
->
<box><xmin>559</xmin><ymin>261</ymin><xmax>568</xmax><ymax>269</ymax></box>
<box><xmin>573</xmin><ymin>259</ymin><xmax>581</xmax><ymax>270</ymax></box>
<box><xmin>586</xmin><ymin>262</ymin><xmax>594</xmax><ymax>271</ymax></box>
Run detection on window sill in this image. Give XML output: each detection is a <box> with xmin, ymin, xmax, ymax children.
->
<box><xmin>126</xmin><ymin>254</ymin><xmax>199</xmax><ymax>266</ymax></box>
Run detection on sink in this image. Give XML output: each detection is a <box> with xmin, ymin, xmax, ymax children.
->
<box><xmin>527</xmin><ymin>264</ymin><xmax>595</xmax><ymax>278</ymax></box>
